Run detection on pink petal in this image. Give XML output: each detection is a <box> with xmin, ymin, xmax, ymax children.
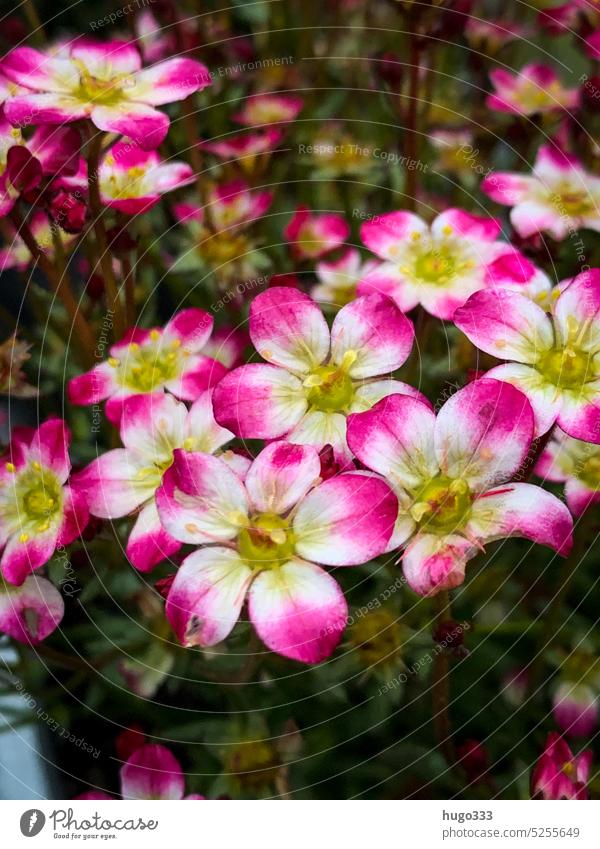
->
<box><xmin>557</xmin><ymin>392</ymin><xmax>600</xmax><ymax>444</ymax></box>
<box><xmin>28</xmin><ymin>418</ymin><xmax>71</xmax><ymax>483</ymax></box>
<box><xmin>0</xmin><ymin>575</ymin><xmax>63</xmax><ymax>643</ymax></box>
<box><xmin>164</xmin><ymin>307</ymin><xmax>214</xmax><ymax>352</ymax></box>
<box><xmin>565</xmin><ymin>478</ymin><xmax>600</xmax><ymax>517</ymax></box>
<box><xmin>167</xmin><ymin>354</ymin><xmax>228</xmax><ymax>401</ymax></box>
<box><xmin>156</xmin><ymin>450</ymin><xmax>248</xmax><ymax>545</ymax></box>
<box><xmin>126</xmin><ymin>500</ymin><xmax>181</xmax><ymax>572</ymax></box>
<box><xmin>72</xmin><ymin>449</ymin><xmax>151</xmax><ymax>519</ymax></box>
<box><xmin>402</xmin><ymin>533</ymin><xmax>476</xmax><ymax>596</ymax></box>
<box><xmin>91</xmin><ymin>103</ymin><xmax>169</xmax><ymax>150</ymax></box>
<box><xmin>554</xmin><ymin>269</ymin><xmax>600</xmax><ymax>349</ymax></box>
<box><xmin>70</xmin><ymin>39</ymin><xmax>142</xmax><ymax>76</ymax></box>
<box><xmin>120</xmin><ymin>744</ymin><xmax>185</xmax><ymax>800</ymax></box>
<box><xmin>185</xmin><ymin>390</ymin><xmax>234</xmax><ymax>454</ymax></box>
<box><xmin>357</xmin><ymin>263</ymin><xmax>421</xmax><ymax>313</ymax></box>
<box><xmin>4</xmin><ymin>92</ymin><xmax>88</xmax><ymax>127</ymax></box>
<box><xmin>127</xmin><ymin>58</ymin><xmax>211</xmax><ymax>105</ymax></box>
<box><xmin>165</xmin><ymin>547</ymin><xmax>252</xmax><ymax>646</ymax></box>
<box><xmin>533</xmin><ymin>144</ymin><xmax>583</xmax><ymax>181</ymax></box>
<box><xmin>1</xmin><ymin>46</ymin><xmax>76</xmax><ymax>90</ymax></box>
<box><xmin>56</xmin><ymin>486</ymin><xmax>89</xmax><ymax>547</ymax></box>
<box><xmin>510</xmin><ymin>200</ymin><xmax>568</xmax><ymax>240</ymax></box>
<box><xmin>212</xmin><ymin>364</ymin><xmax>306</xmax><ymax>439</ymax></box>
<box><xmin>29</xmin><ymin>124</ymin><xmax>81</xmax><ymax>176</ymax></box>
<box><xmin>246</xmin><ymin>443</ymin><xmax>321</xmax><ymax>514</ymax></box>
<box><xmin>330</xmin><ymin>293</ymin><xmax>414</xmax><ymax>379</ymax></box>
<box><xmin>68</xmin><ymin>363</ymin><xmax>118</xmax><ymax>406</ymax></box>
<box><xmin>454</xmin><ymin>288</ymin><xmax>554</xmax><ymax>363</ymax></box>
<box><xmin>248</xmin><ymin>560</ymin><xmax>347</xmax><ymax>663</ymax></box>
<box><xmin>351</xmin><ymin>378</ymin><xmax>433</xmax><ymax>411</ymax></box>
<box><xmin>360</xmin><ymin>211</ymin><xmax>427</xmax><ymax>260</ymax></box>
<box><xmin>1</xmin><ymin>528</ymin><xmax>59</xmax><ymax>586</ymax></box>
<box><xmin>553</xmin><ymin>683</ymin><xmax>598</xmax><ymax>738</ymax></box>
<box><xmin>480</xmin><ymin>172</ymin><xmax>534</xmax><ymax>205</ymax></box>
<box><xmin>249</xmin><ymin>287</ymin><xmax>330</xmax><ymax>373</ymax></box>
<box><xmin>434</xmin><ymin>378</ymin><xmax>534</xmax><ymax>490</ymax></box>
<box><xmin>293</xmin><ymin>473</ymin><xmax>397</xmax><ymax>565</ymax></box>
<box><xmin>468</xmin><ymin>482</ymin><xmax>573</xmax><ymax>555</ymax></box>
<box><xmin>347</xmin><ymin>393</ymin><xmax>437</xmax><ymax>487</ymax></box>
<box><xmin>119</xmin><ymin>392</ymin><xmax>187</xmax><ymax>456</ymax></box>
<box><xmin>432</xmin><ymin>208</ymin><xmax>502</xmax><ymax>241</ymax></box>
<box><xmin>486</xmin><ymin>362</ymin><xmax>564</xmax><ymax>437</ymax></box>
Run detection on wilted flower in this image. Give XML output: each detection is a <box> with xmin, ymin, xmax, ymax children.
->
<box><xmin>553</xmin><ymin>681</ymin><xmax>598</xmax><ymax>738</ymax></box>
<box><xmin>481</xmin><ymin>145</ymin><xmax>600</xmax><ymax>240</ymax></box>
<box><xmin>531</xmin><ymin>732</ymin><xmax>592</xmax><ymax>799</ymax></box>
<box><xmin>0</xmin><ymin>419</ymin><xmax>88</xmax><ymax>585</ymax></box>
<box><xmin>359</xmin><ymin>208</ymin><xmax>516</xmax><ymax>319</ymax></box>
<box><xmin>0</xmin><ymin>335</ymin><xmax>37</xmax><ymax>398</ymax></box>
<box><xmin>213</xmin><ymin>287</ymin><xmax>417</xmax><ymax>464</ymax></box>
<box><xmin>68</xmin><ymin>308</ymin><xmax>228</xmax><ymax>424</ymax></box>
<box><xmin>0</xmin><ymin>573</ymin><xmax>63</xmax><ymax>643</ymax></box>
<box><xmin>346</xmin><ymin>379</ymin><xmax>572</xmax><ymax>596</ymax></box>
<box><xmin>454</xmin><ymin>270</ymin><xmax>600</xmax><ymax>441</ymax></box>
<box><xmin>156</xmin><ymin>441</ymin><xmax>397</xmax><ymax>662</ymax></box>
<box><xmin>202</xmin><ymin>129</ymin><xmax>283</xmax><ymax>173</ymax></box>
<box><xmin>1</xmin><ymin>39</ymin><xmax>211</xmax><ymax>149</ymax></box>
<box><xmin>486</xmin><ymin>63</ymin><xmax>580</xmax><ymax>116</ymax></box>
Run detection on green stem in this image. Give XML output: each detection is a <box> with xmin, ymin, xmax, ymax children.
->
<box><xmin>87</xmin><ymin>133</ymin><xmax>126</xmax><ymax>337</ymax></box>
<box><xmin>431</xmin><ymin>590</ymin><xmax>456</xmax><ymax>765</ymax></box>
<box><xmin>404</xmin><ymin>34</ymin><xmax>422</xmax><ymax>212</ymax></box>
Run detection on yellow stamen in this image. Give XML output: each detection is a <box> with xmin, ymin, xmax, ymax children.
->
<box><xmin>108</xmin><ymin>357</ymin><xmax>120</xmax><ymax>367</ymax></box>
<box><xmin>5</xmin><ymin>463</ymin><xmax>15</xmax><ymax>473</ymax></box>
<box><xmin>19</xmin><ymin>533</ymin><xmax>29</xmax><ymax>543</ymax></box>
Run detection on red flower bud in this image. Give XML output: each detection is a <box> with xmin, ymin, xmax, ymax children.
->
<box><xmin>318</xmin><ymin>444</ymin><xmax>341</xmax><ymax>481</ymax></box>
<box><xmin>49</xmin><ymin>189</ymin><xmax>87</xmax><ymax>234</ymax></box>
<box><xmin>7</xmin><ymin>146</ymin><xmax>42</xmax><ymax>193</ymax></box>
<box><xmin>115</xmin><ymin>724</ymin><xmax>146</xmax><ymax>761</ymax></box>
<box><xmin>155</xmin><ymin>574</ymin><xmax>176</xmax><ymax>600</ymax></box>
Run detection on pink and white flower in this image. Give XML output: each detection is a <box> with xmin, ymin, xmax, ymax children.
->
<box><xmin>232</xmin><ymin>93</ymin><xmax>303</xmax><ymax>127</ymax></box>
<box><xmin>486</xmin><ymin>64</ymin><xmax>580</xmax><ymax>116</ymax></box>
<box><xmin>0</xmin><ymin>573</ymin><xmax>64</xmax><ymax>643</ymax></box>
<box><xmin>465</xmin><ymin>18</ymin><xmax>530</xmax><ymax>51</ymax></box>
<box><xmin>175</xmin><ymin>179</ymin><xmax>273</xmax><ymax>232</ymax></box>
<box><xmin>531</xmin><ymin>732</ymin><xmax>592</xmax><ymax>799</ymax></box>
<box><xmin>311</xmin><ymin>248</ymin><xmax>379</xmax><ymax>306</ymax></box>
<box><xmin>284</xmin><ymin>206</ymin><xmax>349</xmax><ymax>260</ymax></box>
<box><xmin>0</xmin><ymin>419</ymin><xmax>88</xmax><ymax>586</ymax></box>
<box><xmin>484</xmin><ymin>250</ymin><xmax>553</xmax><ymax>306</ymax></box>
<box><xmin>212</xmin><ymin>287</ymin><xmax>417</xmax><ymax>464</ymax></box>
<box><xmin>454</xmin><ymin>270</ymin><xmax>600</xmax><ymax>441</ymax></box>
<box><xmin>346</xmin><ymin>379</ymin><xmax>573</xmax><ymax>597</ymax></box>
<box><xmin>121</xmin><ymin>744</ymin><xmax>201</xmax><ymax>800</ymax></box>
<box><xmin>553</xmin><ymin>681</ymin><xmax>598</xmax><ymax>738</ymax></box>
<box><xmin>481</xmin><ymin>145</ymin><xmax>600</xmax><ymax>240</ymax></box>
<box><xmin>0</xmin><ymin>210</ymin><xmax>77</xmax><ymax>271</ymax></box>
<box><xmin>1</xmin><ymin>39</ymin><xmax>211</xmax><ymax>150</ymax></box>
<box><xmin>68</xmin><ymin>308</ymin><xmax>228</xmax><ymax>425</ymax></box>
<box><xmin>72</xmin><ymin>391</ymin><xmax>242</xmax><ymax>572</ymax></box>
<box><xmin>540</xmin><ymin>1</ymin><xmax>600</xmax><ymax>35</ymax></box>
<box><xmin>535</xmin><ymin>429</ymin><xmax>600</xmax><ymax>516</ymax></box>
<box><xmin>202</xmin><ymin>129</ymin><xmax>283</xmax><ymax>171</ymax></box>
<box><xmin>358</xmin><ymin>208</ymin><xmax>515</xmax><ymax>320</ymax></box>
<box><xmin>156</xmin><ymin>441</ymin><xmax>398</xmax><ymax>662</ymax></box>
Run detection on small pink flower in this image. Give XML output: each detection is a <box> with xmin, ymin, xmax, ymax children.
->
<box><xmin>535</xmin><ymin>429</ymin><xmax>600</xmax><ymax>516</ymax></box>
<box><xmin>0</xmin><ymin>419</ymin><xmax>88</xmax><ymax>586</ymax></box>
<box><xmin>487</xmin><ymin>63</ymin><xmax>580</xmax><ymax>116</ymax></box>
<box><xmin>156</xmin><ymin>441</ymin><xmax>398</xmax><ymax>662</ymax></box>
<box><xmin>358</xmin><ymin>208</ymin><xmax>513</xmax><ymax>320</ymax></box>
<box><xmin>284</xmin><ymin>206</ymin><xmax>349</xmax><ymax>260</ymax></box>
<box><xmin>232</xmin><ymin>93</ymin><xmax>303</xmax><ymax>127</ymax></box>
<box><xmin>72</xmin><ymin>391</ymin><xmax>243</xmax><ymax>572</ymax></box>
<box><xmin>134</xmin><ymin>10</ymin><xmax>177</xmax><ymax>63</ymax></box>
<box><xmin>121</xmin><ymin>744</ymin><xmax>190</xmax><ymax>799</ymax></box>
<box><xmin>484</xmin><ymin>250</ymin><xmax>554</xmax><ymax>305</ymax></box>
<box><xmin>0</xmin><ymin>210</ymin><xmax>77</xmax><ymax>271</ymax></box>
<box><xmin>0</xmin><ymin>574</ymin><xmax>64</xmax><ymax>643</ymax></box>
<box><xmin>481</xmin><ymin>144</ymin><xmax>600</xmax><ymax>240</ymax></box>
<box><xmin>540</xmin><ymin>1</ymin><xmax>599</xmax><ymax>35</ymax></box>
<box><xmin>346</xmin><ymin>379</ymin><xmax>573</xmax><ymax>597</ymax></box>
<box><xmin>311</xmin><ymin>248</ymin><xmax>379</xmax><ymax>306</ymax></box>
<box><xmin>68</xmin><ymin>308</ymin><xmax>228</xmax><ymax>424</ymax></box>
<box><xmin>212</xmin><ymin>287</ymin><xmax>417</xmax><ymax>464</ymax></box>
<box><xmin>175</xmin><ymin>179</ymin><xmax>273</xmax><ymax>232</ymax></box>
<box><xmin>531</xmin><ymin>732</ymin><xmax>592</xmax><ymax>799</ymax></box>
<box><xmin>454</xmin><ymin>270</ymin><xmax>600</xmax><ymax>441</ymax></box>
<box><xmin>465</xmin><ymin>18</ymin><xmax>531</xmax><ymax>51</ymax></box>
<box><xmin>553</xmin><ymin>682</ymin><xmax>598</xmax><ymax>738</ymax></box>
<box><xmin>586</xmin><ymin>28</ymin><xmax>600</xmax><ymax>59</ymax></box>
<box><xmin>1</xmin><ymin>39</ymin><xmax>211</xmax><ymax>150</ymax></box>
<box><xmin>202</xmin><ymin>128</ymin><xmax>283</xmax><ymax>168</ymax></box>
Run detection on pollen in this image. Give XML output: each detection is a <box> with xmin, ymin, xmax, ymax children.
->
<box><xmin>410</xmin><ymin>231</ymin><xmax>422</xmax><ymax>241</ymax></box>
<box><xmin>5</xmin><ymin>462</ymin><xmax>15</xmax><ymax>473</ymax></box>
<box><xmin>19</xmin><ymin>533</ymin><xmax>29</xmax><ymax>543</ymax></box>
<box><xmin>108</xmin><ymin>357</ymin><xmax>120</xmax><ymax>367</ymax></box>
<box><xmin>182</xmin><ymin>437</ymin><xmax>196</xmax><ymax>451</ymax></box>
<box><xmin>442</xmin><ymin>225</ymin><xmax>453</xmax><ymax>236</ymax></box>
<box><xmin>150</xmin><ymin>329</ymin><xmax>161</xmax><ymax>341</ymax></box>
<box><xmin>32</xmin><ymin>461</ymin><xmax>41</xmax><ymax>471</ymax></box>
<box><xmin>185</xmin><ymin>522</ymin><xmax>200</xmax><ymax>533</ymax></box>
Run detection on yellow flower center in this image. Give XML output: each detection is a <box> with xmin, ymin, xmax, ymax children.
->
<box><xmin>237</xmin><ymin>513</ymin><xmax>295</xmax><ymax>569</ymax></box>
<box><xmin>553</xmin><ymin>185</ymin><xmax>596</xmax><ymax>217</ymax></box>
<box><xmin>579</xmin><ymin>453</ymin><xmax>600</xmax><ymax>490</ymax></box>
<box><xmin>303</xmin><ymin>350</ymin><xmax>357</xmax><ymax>413</ymax></box>
<box><xmin>76</xmin><ymin>70</ymin><xmax>128</xmax><ymax>106</ymax></box>
<box><xmin>397</xmin><ymin>234</ymin><xmax>476</xmax><ymax>286</ymax></box>
<box><xmin>0</xmin><ymin>463</ymin><xmax>63</xmax><ymax>538</ymax></box>
<box><xmin>410</xmin><ymin>475</ymin><xmax>471</xmax><ymax>534</ymax></box>
<box><xmin>112</xmin><ymin>338</ymin><xmax>183</xmax><ymax>393</ymax></box>
<box><xmin>538</xmin><ymin>346</ymin><xmax>594</xmax><ymax>389</ymax></box>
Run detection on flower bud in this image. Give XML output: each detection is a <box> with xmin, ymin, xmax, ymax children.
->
<box><xmin>49</xmin><ymin>189</ymin><xmax>87</xmax><ymax>234</ymax></box>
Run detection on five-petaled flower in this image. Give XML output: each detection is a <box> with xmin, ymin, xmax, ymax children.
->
<box><xmin>68</xmin><ymin>308</ymin><xmax>228</xmax><ymax>425</ymax></box>
<box><xmin>358</xmin><ymin>208</ymin><xmax>517</xmax><ymax>320</ymax></box>
<box><xmin>212</xmin><ymin>287</ymin><xmax>417</xmax><ymax>465</ymax></box>
<box><xmin>531</xmin><ymin>732</ymin><xmax>592</xmax><ymax>799</ymax></box>
<box><xmin>0</xmin><ymin>419</ymin><xmax>88</xmax><ymax>586</ymax></box>
<box><xmin>486</xmin><ymin>63</ymin><xmax>580</xmax><ymax>116</ymax></box>
<box><xmin>72</xmin><ymin>391</ymin><xmax>245</xmax><ymax>572</ymax></box>
<box><xmin>232</xmin><ymin>93</ymin><xmax>303</xmax><ymax>127</ymax></box>
<box><xmin>1</xmin><ymin>39</ymin><xmax>211</xmax><ymax>149</ymax></box>
<box><xmin>454</xmin><ymin>269</ymin><xmax>600</xmax><ymax>441</ymax></box>
<box><xmin>284</xmin><ymin>206</ymin><xmax>349</xmax><ymax>260</ymax></box>
<box><xmin>346</xmin><ymin>379</ymin><xmax>573</xmax><ymax>596</ymax></box>
<box><xmin>156</xmin><ymin>441</ymin><xmax>398</xmax><ymax>662</ymax></box>
<box><xmin>311</xmin><ymin>248</ymin><xmax>379</xmax><ymax>307</ymax></box>
<box><xmin>481</xmin><ymin>145</ymin><xmax>600</xmax><ymax>240</ymax></box>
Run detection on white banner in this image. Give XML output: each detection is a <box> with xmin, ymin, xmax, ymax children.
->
<box><xmin>0</xmin><ymin>800</ymin><xmax>598</xmax><ymax>848</ymax></box>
